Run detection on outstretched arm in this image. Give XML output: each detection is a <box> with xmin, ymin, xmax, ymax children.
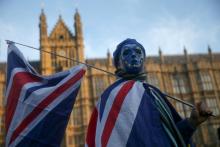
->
<box><xmin>176</xmin><ymin>101</ymin><xmax>213</xmax><ymax>144</ymax></box>
<box><xmin>188</xmin><ymin>101</ymin><xmax>213</xmax><ymax>128</ymax></box>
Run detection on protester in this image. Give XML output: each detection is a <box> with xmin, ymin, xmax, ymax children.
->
<box><xmin>86</xmin><ymin>38</ymin><xmax>212</xmax><ymax>147</ymax></box>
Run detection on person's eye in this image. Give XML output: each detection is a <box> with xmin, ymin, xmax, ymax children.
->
<box><xmin>123</xmin><ymin>49</ymin><xmax>130</xmax><ymax>56</ymax></box>
<box><xmin>135</xmin><ymin>48</ymin><xmax>142</xmax><ymax>54</ymax></box>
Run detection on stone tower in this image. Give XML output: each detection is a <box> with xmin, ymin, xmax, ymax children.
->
<box><xmin>39</xmin><ymin>9</ymin><xmax>84</xmax><ymax>75</ymax></box>
<box><xmin>74</xmin><ymin>9</ymin><xmax>84</xmax><ymax>62</ymax></box>
<box><xmin>39</xmin><ymin>9</ymin><xmax>91</xmax><ymax>147</ymax></box>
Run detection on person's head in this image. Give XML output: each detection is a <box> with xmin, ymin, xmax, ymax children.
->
<box><xmin>113</xmin><ymin>38</ymin><xmax>146</xmax><ymax>77</ymax></box>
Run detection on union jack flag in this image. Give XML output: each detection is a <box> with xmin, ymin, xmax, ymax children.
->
<box><xmin>86</xmin><ymin>79</ymin><xmax>144</xmax><ymax>147</ymax></box>
<box><xmin>86</xmin><ymin>79</ymin><xmax>194</xmax><ymax>147</ymax></box>
<box><xmin>5</xmin><ymin>43</ymin><xmax>86</xmax><ymax>147</ymax></box>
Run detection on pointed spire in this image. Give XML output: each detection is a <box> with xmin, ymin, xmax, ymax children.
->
<box><xmin>208</xmin><ymin>44</ymin><xmax>212</xmax><ymax>54</ymax></box>
<box><xmin>41</xmin><ymin>8</ymin><xmax>44</xmax><ymax>15</ymax></box>
<box><xmin>40</xmin><ymin>8</ymin><xmax>46</xmax><ymax>20</ymax></box>
<box><xmin>59</xmin><ymin>14</ymin><xmax>62</xmax><ymax>20</ymax></box>
<box><xmin>208</xmin><ymin>44</ymin><xmax>213</xmax><ymax>62</ymax></box>
<box><xmin>158</xmin><ymin>46</ymin><xmax>162</xmax><ymax>56</ymax></box>
<box><xmin>107</xmin><ymin>49</ymin><xmax>111</xmax><ymax>57</ymax></box>
<box><xmin>107</xmin><ymin>49</ymin><xmax>112</xmax><ymax>66</ymax></box>
<box><xmin>39</xmin><ymin>9</ymin><xmax>47</xmax><ymax>41</ymax></box>
<box><xmin>183</xmin><ymin>46</ymin><xmax>187</xmax><ymax>54</ymax></box>
<box><xmin>183</xmin><ymin>46</ymin><xmax>189</xmax><ymax>62</ymax></box>
<box><xmin>158</xmin><ymin>46</ymin><xmax>164</xmax><ymax>64</ymax></box>
<box><xmin>75</xmin><ymin>8</ymin><xmax>80</xmax><ymax>18</ymax></box>
<box><xmin>74</xmin><ymin>9</ymin><xmax>83</xmax><ymax>39</ymax></box>
<box><xmin>58</xmin><ymin>14</ymin><xmax>65</xmax><ymax>24</ymax></box>
<box><xmin>74</xmin><ymin>9</ymin><xmax>84</xmax><ymax>61</ymax></box>
<box><xmin>74</xmin><ymin>8</ymin><xmax>81</xmax><ymax>25</ymax></box>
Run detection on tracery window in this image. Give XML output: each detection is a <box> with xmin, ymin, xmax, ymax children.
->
<box><xmin>199</xmin><ymin>72</ymin><xmax>213</xmax><ymax>91</ymax></box>
<box><xmin>172</xmin><ymin>75</ymin><xmax>189</xmax><ymax>94</ymax></box>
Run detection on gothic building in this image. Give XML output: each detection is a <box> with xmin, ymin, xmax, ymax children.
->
<box><xmin>0</xmin><ymin>10</ymin><xmax>220</xmax><ymax>147</ymax></box>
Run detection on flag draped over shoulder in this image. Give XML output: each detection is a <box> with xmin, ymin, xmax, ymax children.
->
<box><xmin>86</xmin><ymin>79</ymin><xmax>144</xmax><ymax>147</ymax></box>
<box><xmin>86</xmin><ymin>79</ymin><xmax>194</xmax><ymax>147</ymax></box>
<box><xmin>5</xmin><ymin>43</ymin><xmax>86</xmax><ymax>147</ymax></box>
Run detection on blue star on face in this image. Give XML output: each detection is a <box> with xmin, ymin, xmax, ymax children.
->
<box><xmin>119</xmin><ymin>44</ymin><xmax>145</xmax><ymax>74</ymax></box>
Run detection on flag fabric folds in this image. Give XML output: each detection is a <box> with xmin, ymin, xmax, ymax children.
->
<box><xmin>5</xmin><ymin>43</ymin><xmax>86</xmax><ymax>147</ymax></box>
<box><xmin>86</xmin><ymin>79</ymin><xmax>148</xmax><ymax>147</ymax></box>
<box><xmin>86</xmin><ymin>79</ymin><xmax>194</xmax><ymax>147</ymax></box>
<box><xmin>86</xmin><ymin>79</ymin><xmax>143</xmax><ymax>147</ymax></box>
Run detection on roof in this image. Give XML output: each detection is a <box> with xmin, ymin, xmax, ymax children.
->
<box><xmin>49</xmin><ymin>16</ymin><xmax>74</xmax><ymax>40</ymax></box>
<box><xmin>86</xmin><ymin>52</ymin><xmax>220</xmax><ymax>65</ymax></box>
<box><xmin>0</xmin><ymin>52</ymin><xmax>219</xmax><ymax>72</ymax></box>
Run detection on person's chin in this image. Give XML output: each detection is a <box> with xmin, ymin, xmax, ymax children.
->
<box><xmin>126</xmin><ymin>67</ymin><xmax>141</xmax><ymax>74</ymax></box>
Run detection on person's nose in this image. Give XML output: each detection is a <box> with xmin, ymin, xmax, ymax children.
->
<box><xmin>131</xmin><ymin>52</ymin><xmax>137</xmax><ymax>58</ymax></box>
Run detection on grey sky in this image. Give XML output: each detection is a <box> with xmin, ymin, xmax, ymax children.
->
<box><xmin>0</xmin><ymin>0</ymin><xmax>220</xmax><ymax>61</ymax></box>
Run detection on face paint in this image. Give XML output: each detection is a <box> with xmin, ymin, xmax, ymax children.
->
<box><xmin>119</xmin><ymin>44</ymin><xmax>145</xmax><ymax>74</ymax></box>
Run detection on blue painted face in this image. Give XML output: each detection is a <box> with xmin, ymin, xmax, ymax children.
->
<box><xmin>119</xmin><ymin>44</ymin><xmax>145</xmax><ymax>74</ymax></box>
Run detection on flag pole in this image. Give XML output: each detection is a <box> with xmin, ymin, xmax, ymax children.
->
<box><xmin>5</xmin><ymin>40</ymin><xmax>115</xmax><ymax>76</ymax></box>
<box><xmin>164</xmin><ymin>94</ymin><xmax>194</xmax><ymax>108</ymax></box>
<box><xmin>5</xmin><ymin>40</ymin><xmax>216</xmax><ymax>116</ymax></box>
<box><xmin>165</xmin><ymin>93</ymin><xmax>215</xmax><ymax>117</ymax></box>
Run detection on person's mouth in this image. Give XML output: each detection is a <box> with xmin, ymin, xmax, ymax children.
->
<box><xmin>125</xmin><ymin>60</ymin><xmax>140</xmax><ymax>67</ymax></box>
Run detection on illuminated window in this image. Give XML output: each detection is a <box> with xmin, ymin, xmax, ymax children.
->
<box><xmin>200</xmin><ymin>72</ymin><xmax>213</xmax><ymax>91</ymax></box>
<box><xmin>147</xmin><ymin>73</ymin><xmax>160</xmax><ymax>88</ymax></box>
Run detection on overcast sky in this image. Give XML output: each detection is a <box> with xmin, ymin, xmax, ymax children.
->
<box><xmin>0</xmin><ymin>0</ymin><xmax>220</xmax><ymax>61</ymax></box>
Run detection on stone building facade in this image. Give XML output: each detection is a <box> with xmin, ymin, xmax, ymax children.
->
<box><xmin>0</xmin><ymin>10</ymin><xmax>220</xmax><ymax>147</ymax></box>
<box><xmin>0</xmin><ymin>65</ymin><xmax>6</xmax><ymax>146</ymax></box>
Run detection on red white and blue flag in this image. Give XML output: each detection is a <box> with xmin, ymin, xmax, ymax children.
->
<box><xmin>86</xmin><ymin>79</ymin><xmax>146</xmax><ymax>147</ymax></box>
<box><xmin>85</xmin><ymin>78</ymin><xmax>192</xmax><ymax>147</ymax></box>
<box><xmin>5</xmin><ymin>43</ymin><xmax>86</xmax><ymax>147</ymax></box>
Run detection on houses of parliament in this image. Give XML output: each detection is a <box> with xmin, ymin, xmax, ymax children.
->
<box><xmin>0</xmin><ymin>10</ymin><xmax>220</xmax><ymax>147</ymax></box>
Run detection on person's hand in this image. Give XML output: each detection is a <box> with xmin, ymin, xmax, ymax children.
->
<box><xmin>188</xmin><ymin>101</ymin><xmax>213</xmax><ymax>128</ymax></box>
